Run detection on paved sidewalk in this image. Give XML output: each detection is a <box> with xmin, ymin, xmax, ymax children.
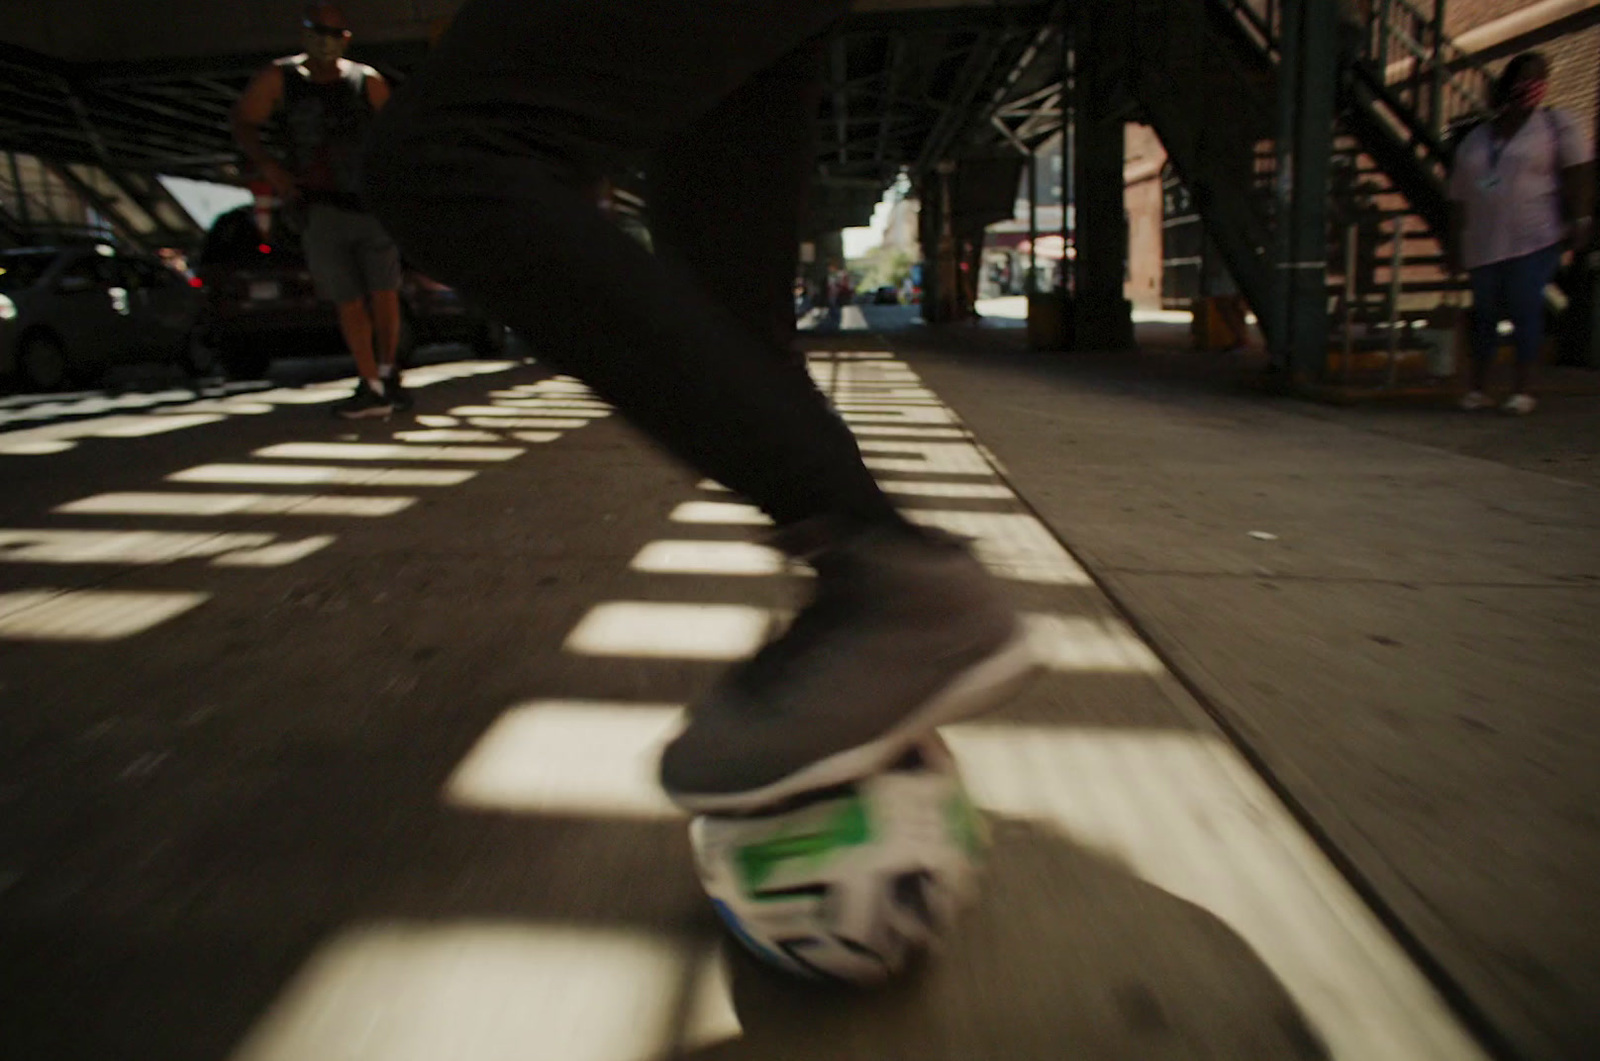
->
<box><xmin>898</xmin><ymin>327</ymin><xmax>1600</xmax><ymax>1061</ymax></box>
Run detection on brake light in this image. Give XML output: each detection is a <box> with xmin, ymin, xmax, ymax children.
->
<box><xmin>188</xmin><ymin>276</ymin><xmax>204</xmax><ymax>289</ymax></box>
<box><xmin>258</xmin><ymin>243</ymin><xmax>271</xmax><ymax>255</ymax></box>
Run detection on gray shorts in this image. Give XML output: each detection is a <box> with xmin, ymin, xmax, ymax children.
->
<box><xmin>302</xmin><ymin>203</ymin><xmax>403</xmax><ymax>303</ymax></box>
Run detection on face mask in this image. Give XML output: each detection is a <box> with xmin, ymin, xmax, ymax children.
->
<box><xmin>1512</xmin><ymin>78</ymin><xmax>1548</xmax><ymax>109</ymax></box>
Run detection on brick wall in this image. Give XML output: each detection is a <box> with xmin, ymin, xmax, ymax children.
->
<box><xmin>1440</xmin><ymin>0</ymin><xmax>1598</xmax><ymax>146</ymax></box>
<box><xmin>1445</xmin><ymin>0</ymin><xmax>1529</xmax><ymax>38</ymax></box>
<box><xmin>1466</xmin><ymin>25</ymin><xmax>1599</xmax><ymax>142</ymax></box>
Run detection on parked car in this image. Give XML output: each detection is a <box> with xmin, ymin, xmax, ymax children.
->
<box><xmin>196</xmin><ymin>204</ymin><xmax>508</xmax><ymax>379</ymax></box>
<box><xmin>872</xmin><ymin>285</ymin><xmax>900</xmax><ymax>305</ymax></box>
<box><xmin>0</xmin><ymin>243</ymin><xmax>210</xmax><ymax>391</ymax></box>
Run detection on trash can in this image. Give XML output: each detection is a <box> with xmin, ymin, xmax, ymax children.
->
<box><xmin>1027</xmin><ymin>291</ymin><xmax>1074</xmax><ymax>351</ymax></box>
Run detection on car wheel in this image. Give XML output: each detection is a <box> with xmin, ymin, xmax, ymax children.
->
<box><xmin>219</xmin><ymin>344</ymin><xmax>271</xmax><ymax>381</ymax></box>
<box><xmin>18</xmin><ymin>333</ymin><xmax>69</xmax><ymax>392</ymax></box>
<box><xmin>180</xmin><ymin>328</ymin><xmax>219</xmax><ymax>377</ymax></box>
<box><xmin>471</xmin><ymin>318</ymin><xmax>508</xmax><ymax>355</ymax></box>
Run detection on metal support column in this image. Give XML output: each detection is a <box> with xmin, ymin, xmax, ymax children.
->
<box><xmin>1269</xmin><ymin>0</ymin><xmax>1338</xmax><ymax>381</ymax></box>
<box><xmin>1428</xmin><ymin>0</ymin><xmax>1447</xmax><ymax>139</ymax></box>
<box><xmin>1027</xmin><ymin>149</ymin><xmax>1038</xmax><ymax>292</ymax></box>
<box><xmin>1060</xmin><ymin>15</ymin><xmax>1072</xmax><ymax>294</ymax></box>
<box><xmin>1069</xmin><ymin>0</ymin><xmax>1130</xmax><ymax>349</ymax></box>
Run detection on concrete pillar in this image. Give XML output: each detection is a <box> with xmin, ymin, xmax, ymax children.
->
<box><xmin>918</xmin><ymin>163</ymin><xmax>965</xmax><ymax>324</ymax></box>
<box><xmin>806</xmin><ymin>228</ymin><xmax>843</xmax><ymax>309</ymax></box>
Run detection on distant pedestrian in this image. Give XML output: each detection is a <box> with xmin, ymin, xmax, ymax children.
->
<box><xmin>232</xmin><ymin>2</ymin><xmax>409</xmax><ymax>419</ymax></box>
<box><xmin>1447</xmin><ymin>52</ymin><xmax>1594</xmax><ymax>415</ymax></box>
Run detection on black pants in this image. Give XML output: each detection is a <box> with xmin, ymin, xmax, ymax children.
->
<box><xmin>364</xmin><ymin>0</ymin><xmax>898</xmax><ymax>530</ymax></box>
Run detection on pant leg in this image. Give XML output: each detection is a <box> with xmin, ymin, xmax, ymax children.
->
<box><xmin>365</xmin><ymin>0</ymin><xmax>896</xmax><ymax>530</ymax></box>
<box><xmin>1506</xmin><ymin>243</ymin><xmax>1563</xmax><ymax>367</ymax></box>
<box><xmin>1468</xmin><ymin>260</ymin><xmax>1507</xmax><ymax>370</ymax></box>
<box><xmin>649</xmin><ymin>38</ymin><xmax>826</xmax><ymax>357</ymax></box>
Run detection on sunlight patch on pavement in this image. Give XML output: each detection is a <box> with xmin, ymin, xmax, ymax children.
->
<box><xmin>905</xmin><ymin>510</ymin><xmax>1091</xmax><ymax>585</ymax></box>
<box><xmin>56</xmin><ymin>493</ymin><xmax>416</xmax><ymax>518</ymax></box>
<box><xmin>564</xmin><ymin>601</ymin><xmax>770</xmax><ymax>660</ymax></box>
<box><xmin>253</xmin><ymin>442</ymin><xmax>523</xmax><ymax>463</ymax></box>
<box><xmin>466</xmin><ymin>417</ymin><xmax>587</xmax><ymax>430</ymax></box>
<box><xmin>668</xmin><ymin>501</ymin><xmax>771</xmax><ymax>526</ymax></box>
<box><xmin>630</xmin><ymin>539</ymin><xmax>789</xmax><ymax>577</ymax></box>
<box><xmin>0</xmin><ymin>529</ymin><xmax>273</xmax><ymax>564</ymax></box>
<box><xmin>169</xmin><ymin>464</ymin><xmax>476</xmax><ymax>487</ymax></box>
<box><xmin>859</xmin><ymin>440</ymin><xmax>993</xmax><ymax>476</ymax></box>
<box><xmin>212</xmin><ymin>535</ymin><xmax>336</xmax><ymax>567</ymax></box>
<box><xmin>229</xmin><ymin>921</ymin><xmax>708</xmax><ymax>1061</ymax></box>
<box><xmin>394</xmin><ymin>429</ymin><xmax>505</xmax><ymax>444</ymax></box>
<box><xmin>0</xmin><ymin>588</ymin><xmax>209</xmax><ymax>640</ymax></box>
<box><xmin>446</xmin><ymin>701</ymin><xmax>683</xmax><ymax>819</ymax></box>
<box><xmin>879</xmin><ymin>481</ymin><xmax>1013</xmax><ymax>499</ymax></box>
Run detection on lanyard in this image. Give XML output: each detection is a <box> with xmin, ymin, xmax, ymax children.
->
<box><xmin>1487</xmin><ymin>135</ymin><xmax>1508</xmax><ymax>171</ymax></box>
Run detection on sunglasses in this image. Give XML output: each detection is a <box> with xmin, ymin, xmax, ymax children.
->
<box><xmin>303</xmin><ymin>21</ymin><xmax>352</xmax><ymax>39</ymax></box>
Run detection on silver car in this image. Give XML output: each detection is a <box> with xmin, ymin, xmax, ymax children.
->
<box><xmin>0</xmin><ymin>244</ymin><xmax>212</xmax><ymax>391</ymax></box>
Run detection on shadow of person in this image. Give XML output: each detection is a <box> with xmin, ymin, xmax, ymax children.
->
<box><xmin>674</xmin><ymin>817</ymin><xmax>1330</xmax><ymax>1061</ymax></box>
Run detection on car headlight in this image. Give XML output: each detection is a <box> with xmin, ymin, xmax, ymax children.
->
<box><xmin>0</xmin><ymin>294</ymin><xmax>15</xmax><ymax>321</ymax></box>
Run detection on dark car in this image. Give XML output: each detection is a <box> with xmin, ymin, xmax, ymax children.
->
<box><xmin>872</xmin><ymin>285</ymin><xmax>900</xmax><ymax>305</ymax></box>
<box><xmin>0</xmin><ymin>243</ymin><xmax>210</xmax><ymax>391</ymax></box>
<box><xmin>196</xmin><ymin>205</ymin><xmax>508</xmax><ymax>379</ymax></box>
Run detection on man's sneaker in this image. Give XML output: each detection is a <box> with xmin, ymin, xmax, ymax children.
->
<box><xmin>1460</xmin><ymin>390</ymin><xmax>1493</xmax><ymax>411</ymax></box>
<box><xmin>659</xmin><ymin>522</ymin><xmax>1039</xmax><ymax>813</ymax></box>
<box><xmin>385</xmin><ymin>374</ymin><xmax>414</xmax><ymax>412</ymax></box>
<box><xmin>1502</xmin><ymin>393</ymin><xmax>1536</xmax><ymax>415</ymax></box>
<box><xmin>332</xmin><ymin>382</ymin><xmax>392</xmax><ymax>420</ymax></box>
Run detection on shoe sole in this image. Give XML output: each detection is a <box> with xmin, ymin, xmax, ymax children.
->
<box><xmin>336</xmin><ymin>406</ymin><xmax>393</xmax><ymax>420</ymax></box>
<box><xmin>669</xmin><ymin>627</ymin><xmax>1041</xmax><ymax>814</ymax></box>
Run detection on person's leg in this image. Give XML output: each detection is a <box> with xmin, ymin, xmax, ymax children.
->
<box><xmin>365</xmin><ymin>0</ymin><xmax>1033</xmax><ymax>810</ymax></box>
<box><xmin>334</xmin><ymin>298</ymin><xmax>380</xmax><ymax>382</ymax></box>
<box><xmin>365</xmin><ymin>0</ymin><xmax>888</xmax><ymax>529</ymax></box>
<box><xmin>1505</xmin><ymin>243</ymin><xmax>1563</xmax><ymax>398</ymax></box>
<box><xmin>305</xmin><ymin>204</ymin><xmax>387</xmax><ymax>405</ymax></box>
<box><xmin>1467</xmin><ymin>261</ymin><xmax>1505</xmax><ymax>395</ymax></box>
<box><xmin>354</xmin><ymin>214</ymin><xmax>405</xmax><ymax>375</ymax></box>
<box><xmin>649</xmin><ymin>37</ymin><xmax>826</xmax><ymax>359</ymax></box>
<box><xmin>369</xmin><ymin>289</ymin><xmax>401</xmax><ymax>372</ymax></box>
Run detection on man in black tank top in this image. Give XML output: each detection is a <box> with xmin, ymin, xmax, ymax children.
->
<box><xmin>232</xmin><ymin>2</ymin><xmax>407</xmax><ymax>419</ymax></box>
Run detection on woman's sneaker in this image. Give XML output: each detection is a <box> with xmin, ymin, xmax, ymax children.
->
<box><xmin>1502</xmin><ymin>393</ymin><xmax>1536</xmax><ymax>416</ymax></box>
<box><xmin>1460</xmin><ymin>390</ymin><xmax>1493</xmax><ymax>411</ymax></box>
<box><xmin>659</xmin><ymin>523</ymin><xmax>1039</xmax><ymax>814</ymax></box>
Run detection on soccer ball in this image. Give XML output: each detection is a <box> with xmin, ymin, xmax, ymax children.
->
<box><xmin>689</xmin><ymin>733</ymin><xmax>985</xmax><ymax>985</ymax></box>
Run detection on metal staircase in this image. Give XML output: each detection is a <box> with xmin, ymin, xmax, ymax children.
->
<box><xmin>1124</xmin><ymin>0</ymin><xmax>1502</xmax><ymax>383</ymax></box>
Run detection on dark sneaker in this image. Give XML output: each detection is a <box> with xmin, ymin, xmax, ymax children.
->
<box><xmin>660</xmin><ymin>522</ymin><xmax>1038</xmax><ymax>813</ymax></box>
<box><xmin>332</xmin><ymin>382</ymin><xmax>393</xmax><ymax>420</ymax></box>
<box><xmin>385</xmin><ymin>374</ymin><xmax>414</xmax><ymax>412</ymax></box>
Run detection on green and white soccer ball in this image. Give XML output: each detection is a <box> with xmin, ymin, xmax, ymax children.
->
<box><xmin>689</xmin><ymin>734</ymin><xmax>986</xmax><ymax>985</ymax></box>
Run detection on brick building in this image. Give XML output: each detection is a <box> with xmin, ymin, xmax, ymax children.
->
<box><xmin>1447</xmin><ymin>0</ymin><xmax>1599</xmax><ymax>134</ymax></box>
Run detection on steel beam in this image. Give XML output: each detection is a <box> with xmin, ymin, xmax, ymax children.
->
<box><xmin>41</xmin><ymin>159</ymin><xmax>152</xmax><ymax>252</ymax></box>
<box><xmin>832</xmin><ymin>38</ymin><xmax>851</xmax><ymax>165</ymax></box>
<box><xmin>875</xmin><ymin>36</ymin><xmax>908</xmax><ymax>163</ymax></box>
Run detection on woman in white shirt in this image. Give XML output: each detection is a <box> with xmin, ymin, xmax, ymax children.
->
<box><xmin>1446</xmin><ymin>52</ymin><xmax>1595</xmax><ymax>415</ymax></box>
